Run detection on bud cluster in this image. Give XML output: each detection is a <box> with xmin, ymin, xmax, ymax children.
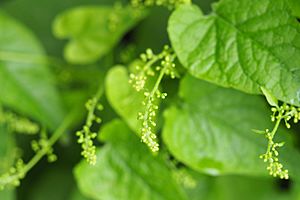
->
<box><xmin>31</xmin><ymin>130</ymin><xmax>57</xmax><ymax>163</ymax></box>
<box><xmin>129</xmin><ymin>45</ymin><xmax>177</xmax><ymax>152</ymax></box>
<box><xmin>259</xmin><ymin>103</ymin><xmax>300</xmax><ymax>179</ymax></box>
<box><xmin>0</xmin><ymin>159</ymin><xmax>25</xmax><ymax>190</ymax></box>
<box><xmin>0</xmin><ymin>109</ymin><xmax>39</xmax><ymax>135</ymax></box>
<box><xmin>0</xmin><ymin>129</ymin><xmax>59</xmax><ymax>190</ymax></box>
<box><xmin>271</xmin><ymin>104</ymin><xmax>300</xmax><ymax>128</ymax></box>
<box><xmin>76</xmin><ymin>97</ymin><xmax>103</xmax><ymax>165</ymax></box>
<box><xmin>259</xmin><ymin>129</ymin><xmax>288</xmax><ymax>179</ymax></box>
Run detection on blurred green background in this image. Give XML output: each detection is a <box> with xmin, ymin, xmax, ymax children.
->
<box><xmin>1</xmin><ymin>0</ymin><xmax>300</xmax><ymax>200</ymax></box>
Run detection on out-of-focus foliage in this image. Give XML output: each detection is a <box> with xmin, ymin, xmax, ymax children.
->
<box><xmin>75</xmin><ymin>120</ymin><xmax>187</xmax><ymax>200</ymax></box>
<box><xmin>53</xmin><ymin>5</ymin><xmax>145</xmax><ymax>64</ymax></box>
<box><xmin>287</xmin><ymin>0</ymin><xmax>300</xmax><ymax>17</ymax></box>
<box><xmin>0</xmin><ymin>125</ymin><xmax>16</xmax><ymax>199</ymax></box>
<box><xmin>0</xmin><ymin>12</ymin><xmax>64</xmax><ymax>129</ymax></box>
<box><xmin>0</xmin><ymin>0</ymin><xmax>300</xmax><ymax>199</ymax></box>
<box><xmin>163</xmin><ymin>75</ymin><xmax>300</xmax><ymax>179</ymax></box>
<box><xmin>105</xmin><ymin>66</ymin><xmax>145</xmax><ymax>132</ymax></box>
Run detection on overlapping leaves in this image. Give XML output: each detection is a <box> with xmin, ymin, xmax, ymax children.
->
<box><xmin>163</xmin><ymin>75</ymin><xmax>300</xmax><ymax>179</ymax></box>
<box><xmin>105</xmin><ymin>66</ymin><xmax>144</xmax><ymax>132</ymax></box>
<box><xmin>75</xmin><ymin>120</ymin><xmax>186</xmax><ymax>200</ymax></box>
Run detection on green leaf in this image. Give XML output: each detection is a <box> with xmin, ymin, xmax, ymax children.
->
<box><xmin>168</xmin><ymin>1</ymin><xmax>300</xmax><ymax>106</ymax></box>
<box><xmin>162</xmin><ymin>75</ymin><xmax>300</xmax><ymax>178</ymax></box>
<box><xmin>205</xmin><ymin>175</ymin><xmax>299</xmax><ymax>200</ymax></box>
<box><xmin>105</xmin><ymin>66</ymin><xmax>144</xmax><ymax>132</ymax></box>
<box><xmin>178</xmin><ymin>170</ymin><xmax>212</xmax><ymax>200</ymax></box>
<box><xmin>0</xmin><ymin>125</ymin><xmax>16</xmax><ymax>200</ymax></box>
<box><xmin>74</xmin><ymin>119</ymin><xmax>187</xmax><ymax>200</ymax></box>
<box><xmin>175</xmin><ymin>169</ymin><xmax>300</xmax><ymax>200</ymax></box>
<box><xmin>261</xmin><ymin>87</ymin><xmax>278</xmax><ymax>107</ymax></box>
<box><xmin>287</xmin><ymin>0</ymin><xmax>300</xmax><ymax>17</ymax></box>
<box><xmin>0</xmin><ymin>12</ymin><xmax>64</xmax><ymax>129</ymax></box>
<box><xmin>70</xmin><ymin>187</ymin><xmax>91</xmax><ymax>200</ymax></box>
<box><xmin>0</xmin><ymin>189</ymin><xmax>15</xmax><ymax>200</ymax></box>
<box><xmin>0</xmin><ymin>127</ymin><xmax>15</xmax><ymax>173</ymax></box>
<box><xmin>2</xmin><ymin>0</ymin><xmax>111</xmax><ymax>56</ymax></box>
<box><xmin>26</xmin><ymin>166</ymin><xmax>74</xmax><ymax>200</ymax></box>
<box><xmin>53</xmin><ymin>5</ymin><xmax>145</xmax><ymax>64</ymax></box>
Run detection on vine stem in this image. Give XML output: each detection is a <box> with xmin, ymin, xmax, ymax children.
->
<box><xmin>142</xmin><ymin>52</ymin><xmax>176</xmax><ymax>125</ymax></box>
<box><xmin>143</xmin><ymin>64</ymin><xmax>167</xmax><ymax>125</ymax></box>
<box><xmin>144</xmin><ymin>55</ymin><xmax>160</xmax><ymax>72</ymax></box>
<box><xmin>266</xmin><ymin>116</ymin><xmax>281</xmax><ymax>153</ymax></box>
<box><xmin>85</xmin><ymin>86</ymin><xmax>103</xmax><ymax>124</ymax></box>
<box><xmin>0</xmin><ymin>108</ymin><xmax>78</xmax><ymax>187</ymax></box>
<box><xmin>83</xmin><ymin>86</ymin><xmax>103</xmax><ymax>149</ymax></box>
<box><xmin>139</xmin><ymin>64</ymin><xmax>167</xmax><ymax>152</ymax></box>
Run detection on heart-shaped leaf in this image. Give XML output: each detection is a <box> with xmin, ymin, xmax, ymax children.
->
<box><xmin>168</xmin><ymin>1</ymin><xmax>300</xmax><ymax>106</ymax></box>
<box><xmin>53</xmin><ymin>5</ymin><xmax>145</xmax><ymax>64</ymax></box>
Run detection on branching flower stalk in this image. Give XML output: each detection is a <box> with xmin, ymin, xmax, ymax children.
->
<box><xmin>31</xmin><ymin>128</ymin><xmax>57</xmax><ymax>163</ymax></box>
<box><xmin>76</xmin><ymin>87</ymin><xmax>103</xmax><ymax>165</ymax></box>
<box><xmin>0</xmin><ymin>110</ymin><xmax>78</xmax><ymax>190</ymax></box>
<box><xmin>259</xmin><ymin>103</ymin><xmax>300</xmax><ymax>179</ymax></box>
<box><xmin>129</xmin><ymin>45</ymin><xmax>177</xmax><ymax>152</ymax></box>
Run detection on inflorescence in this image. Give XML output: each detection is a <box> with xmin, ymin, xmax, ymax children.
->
<box><xmin>76</xmin><ymin>97</ymin><xmax>103</xmax><ymax>165</ymax></box>
<box><xmin>0</xmin><ymin>159</ymin><xmax>25</xmax><ymax>190</ymax></box>
<box><xmin>131</xmin><ymin>0</ymin><xmax>191</xmax><ymax>9</ymax></box>
<box><xmin>129</xmin><ymin>45</ymin><xmax>177</xmax><ymax>152</ymax></box>
<box><xmin>31</xmin><ymin>129</ymin><xmax>57</xmax><ymax>163</ymax></box>
<box><xmin>0</xmin><ymin>130</ymin><xmax>58</xmax><ymax>190</ymax></box>
<box><xmin>0</xmin><ymin>109</ymin><xmax>78</xmax><ymax>190</ymax></box>
<box><xmin>259</xmin><ymin>103</ymin><xmax>300</xmax><ymax>179</ymax></box>
<box><xmin>0</xmin><ymin>109</ymin><xmax>39</xmax><ymax>135</ymax></box>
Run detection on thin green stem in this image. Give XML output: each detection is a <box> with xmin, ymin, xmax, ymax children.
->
<box><xmin>138</xmin><ymin>55</ymin><xmax>160</xmax><ymax>75</ymax></box>
<box><xmin>83</xmin><ymin>86</ymin><xmax>103</xmax><ymax>149</ymax></box>
<box><xmin>266</xmin><ymin>117</ymin><xmax>281</xmax><ymax>153</ymax></box>
<box><xmin>85</xmin><ymin>86</ymin><xmax>103</xmax><ymax>124</ymax></box>
<box><xmin>138</xmin><ymin>51</ymin><xmax>167</xmax><ymax>76</ymax></box>
<box><xmin>143</xmin><ymin>65</ymin><xmax>167</xmax><ymax>124</ymax></box>
<box><xmin>271</xmin><ymin>118</ymin><xmax>281</xmax><ymax>138</ymax></box>
<box><xmin>144</xmin><ymin>55</ymin><xmax>160</xmax><ymax>71</ymax></box>
<box><xmin>0</xmin><ymin>109</ymin><xmax>78</xmax><ymax>188</ymax></box>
